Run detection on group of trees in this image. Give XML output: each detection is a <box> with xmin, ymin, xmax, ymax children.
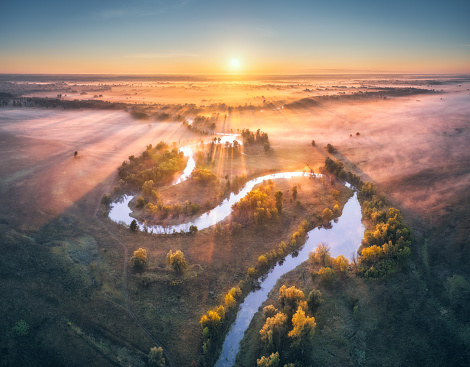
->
<box><xmin>256</xmin><ymin>285</ymin><xmax>319</xmax><ymax>366</ymax></box>
<box><xmin>322</xmin><ymin>157</ymin><xmax>412</xmax><ymax>277</ymax></box>
<box><xmin>131</xmin><ymin>248</ymin><xmax>188</xmax><ymax>274</ymax></box>
<box><xmin>358</xmin><ymin>198</ymin><xmax>412</xmax><ymax>277</ymax></box>
<box><xmin>241</xmin><ymin>128</ymin><xmax>270</xmax><ymax>151</ymax></box>
<box><xmin>232</xmin><ymin>181</ymin><xmax>279</xmax><ymax>226</ymax></box>
<box><xmin>118</xmin><ymin>141</ymin><xmax>186</xmax><ymax>188</ymax></box>
<box><xmin>309</xmin><ymin>243</ymin><xmax>350</xmax><ymax>284</ymax></box>
<box><xmin>199</xmin><ymin>286</ymin><xmax>242</xmax><ymax>365</ymax></box>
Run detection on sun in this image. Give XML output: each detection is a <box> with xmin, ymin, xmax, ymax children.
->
<box><xmin>231</xmin><ymin>58</ymin><xmax>240</xmax><ymax>68</ymax></box>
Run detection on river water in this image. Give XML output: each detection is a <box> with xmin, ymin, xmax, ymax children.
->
<box><xmin>214</xmin><ymin>191</ymin><xmax>364</xmax><ymax>366</ymax></box>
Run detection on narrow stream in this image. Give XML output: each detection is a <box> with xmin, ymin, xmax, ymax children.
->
<box><xmin>108</xmin><ymin>172</ymin><xmax>309</xmax><ymax>234</ymax></box>
<box><xmin>214</xmin><ymin>192</ymin><xmax>364</xmax><ymax>367</ymax></box>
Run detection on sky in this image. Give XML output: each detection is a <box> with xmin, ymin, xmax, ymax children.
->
<box><xmin>0</xmin><ymin>0</ymin><xmax>469</xmax><ymax>74</ymax></box>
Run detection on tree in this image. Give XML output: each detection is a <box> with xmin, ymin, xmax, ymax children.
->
<box><xmin>130</xmin><ymin>219</ymin><xmax>138</xmax><ymax>232</ymax></box>
<box><xmin>309</xmin><ymin>243</ymin><xmax>332</xmax><ymax>267</ymax></box>
<box><xmin>200</xmin><ymin>305</ymin><xmax>225</xmax><ymax>334</ymax></box>
<box><xmin>318</xmin><ymin>267</ymin><xmax>336</xmax><ymax>284</ymax></box>
<box><xmin>142</xmin><ymin>180</ymin><xmax>155</xmax><ymax>198</ymax></box>
<box><xmin>333</xmin><ymin>255</ymin><xmax>349</xmax><ymax>275</ymax></box>
<box><xmin>288</xmin><ymin>306</ymin><xmax>316</xmax><ymax>347</ymax></box>
<box><xmin>260</xmin><ymin>312</ymin><xmax>288</xmax><ymax>351</ymax></box>
<box><xmin>322</xmin><ymin>208</ymin><xmax>333</xmax><ymax>221</ymax></box>
<box><xmin>278</xmin><ymin>285</ymin><xmax>305</xmax><ymax>315</ymax></box>
<box><xmin>274</xmin><ymin>191</ymin><xmax>283</xmax><ymax>213</ymax></box>
<box><xmin>136</xmin><ymin>196</ymin><xmax>146</xmax><ymax>208</ymax></box>
<box><xmin>257</xmin><ymin>352</ymin><xmax>280</xmax><ymax>367</ymax></box>
<box><xmin>326</xmin><ymin>143</ymin><xmax>335</xmax><ymax>153</ymax></box>
<box><xmin>166</xmin><ymin>250</ymin><xmax>188</xmax><ymax>273</ymax></box>
<box><xmin>307</xmin><ymin>290</ymin><xmax>323</xmax><ymax>314</ymax></box>
<box><xmin>131</xmin><ymin>248</ymin><xmax>147</xmax><ymax>270</ymax></box>
<box><xmin>73</xmin><ymin>151</ymin><xmax>78</xmax><ymax>158</ymax></box>
<box><xmin>311</xmin><ymin>140</ymin><xmax>315</xmax><ymax>146</ymax></box>
<box><xmin>291</xmin><ymin>186</ymin><xmax>298</xmax><ymax>200</ymax></box>
<box><xmin>148</xmin><ymin>346</ymin><xmax>166</xmax><ymax>367</ymax></box>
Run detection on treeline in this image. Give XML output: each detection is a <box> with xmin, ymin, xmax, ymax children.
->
<box><xmin>117</xmin><ymin>141</ymin><xmax>186</xmax><ymax>189</ymax></box>
<box><xmin>241</xmin><ymin>128</ymin><xmax>269</xmax><ymax>148</ymax></box>
<box><xmin>322</xmin><ymin>157</ymin><xmax>412</xmax><ymax>277</ymax></box>
<box><xmin>1</xmin><ymin>97</ymin><xmax>127</xmax><ymax>110</ymax></box>
<box><xmin>254</xmin><ymin>285</ymin><xmax>319</xmax><ymax>366</ymax></box>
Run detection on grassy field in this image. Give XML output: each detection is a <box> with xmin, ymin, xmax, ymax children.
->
<box><xmin>1</xmin><ymin>77</ymin><xmax>469</xmax><ymax>366</ymax></box>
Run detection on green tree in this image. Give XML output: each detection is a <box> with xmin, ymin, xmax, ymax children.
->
<box><xmin>130</xmin><ymin>219</ymin><xmax>138</xmax><ymax>231</ymax></box>
<box><xmin>307</xmin><ymin>290</ymin><xmax>323</xmax><ymax>314</ymax></box>
<box><xmin>131</xmin><ymin>248</ymin><xmax>147</xmax><ymax>270</ymax></box>
<box><xmin>148</xmin><ymin>346</ymin><xmax>166</xmax><ymax>367</ymax></box>
<box><xmin>166</xmin><ymin>250</ymin><xmax>188</xmax><ymax>273</ymax></box>
<box><xmin>136</xmin><ymin>196</ymin><xmax>146</xmax><ymax>208</ymax></box>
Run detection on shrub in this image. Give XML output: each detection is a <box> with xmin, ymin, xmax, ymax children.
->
<box><xmin>311</xmin><ymin>140</ymin><xmax>315</xmax><ymax>146</ymax></box>
<box><xmin>12</xmin><ymin>320</ymin><xmax>29</xmax><ymax>336</ymax></box>
<box><xmin>101</xmin><ymin>194</ymin><xmax>112</xmax><ymax>206</ymax></box>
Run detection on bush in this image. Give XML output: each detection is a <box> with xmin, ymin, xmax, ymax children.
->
<box><xmin>326</xmin><ymin>143</ymin><xmax>336</xmax><ymax>153</ymax></box>
<box><xmin>12</xmin><ymin>320</ymin><xmax>29</xmax><ymax>336</ymax></box>
<box><xmin>101</xmin><ymin>194</ymin><xmax>112</xmax><ymax>206</ymax></box>
<box><xmin>322</xmin><ymin>208</ymin><xmax>333</xmax><ymax>221</ymax></box>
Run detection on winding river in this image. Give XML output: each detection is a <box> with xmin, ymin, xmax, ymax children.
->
<box><xmin>108</xmin><ymin>141</ymin><xmax>365</xmax><ymax>366</ymax></box>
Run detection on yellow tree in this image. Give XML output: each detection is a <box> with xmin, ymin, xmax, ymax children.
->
<box><xmin>288</xmin><ymin>306</ymin><xmax>316</xmax><ymax>347</ymax></box>
<box><xmin>131</xmin><ymin>248</ymin><xmax>147</xmax><ymax>270</ymax></box>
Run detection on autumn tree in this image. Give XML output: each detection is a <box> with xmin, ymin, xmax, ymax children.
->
<box><xmin>131</xmin><ymin>248</ymin><xmax>147</xmax><ymax>271</ymax></box>
<box><xmin>257</xmin><ymin>352</ymin><xmax>281</xmax><ymax>367</ymax></box>
<box><xmin>322</xmin><ymin>207</ymin><xmax>334</xmax><ymax>221</ymax></box>
<box><xmin>288</xmin><ymin>306</ymin><xmax>316</xmax><ymax>348</ymax></box>
<box><xmin>332</xmin><ymin>255</ymin><xmax>349</xmax><ymax>275</ymax></box>
<box><xmin>148</xmin><ymin>346</ymin><xmax>166</xmax><ymax>367</ymax></box>
<box><xmin>309</xmin><ymin>243</ymin><xmax>332</xmax><ymax>267</ymax></box>
<box><xmin>166</xmin><ymin>250</ymin><xmax>188</xmax><ymax>273</ymax></box>
<box><xmin>260</xmin><ymin>312</ymin><xmax>288</xmax><ymax>351</ymax></box>
<box><xmin>278</xmin><ymin>285</ymin><xmax>305</xmax><ymax>315</ymax></box>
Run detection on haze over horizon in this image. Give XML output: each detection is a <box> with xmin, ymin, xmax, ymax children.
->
<box><xmin>1</xmin><ymin>0</ymin><xmax>469</xmax><ymax>75</ymax></box>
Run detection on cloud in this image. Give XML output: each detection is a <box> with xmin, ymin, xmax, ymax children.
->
<box><xmin>128</xmin><ymin>51</ymin><xmax>199</xmax><ymax>58</ymax></box>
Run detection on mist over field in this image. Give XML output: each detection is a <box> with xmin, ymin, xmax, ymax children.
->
<box><xmin>1</xmin><ymin>73</ymin><xmax>470</xmax><ymax>366</ymax></box>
